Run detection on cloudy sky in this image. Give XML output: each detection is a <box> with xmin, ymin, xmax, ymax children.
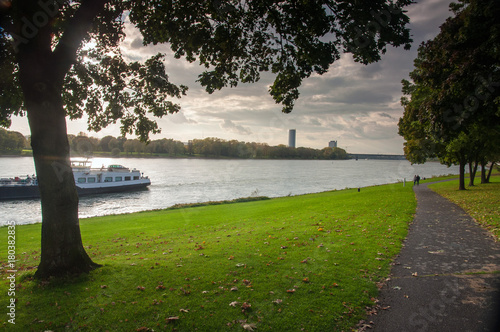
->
<box><xmin>9</xmin><ymin>0</ymin><xmax>455</xmax><ymax>154</ymax></box>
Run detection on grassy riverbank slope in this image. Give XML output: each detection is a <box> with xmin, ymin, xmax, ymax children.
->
<box><xmin>1</xmin><ymin>183</ymin><xmax>417</xmax><ymax>331</ymax></box>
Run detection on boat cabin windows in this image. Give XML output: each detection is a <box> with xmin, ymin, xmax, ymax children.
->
<box><xmin>133</xmin><ymin>176</ymin><xmax>140</xmax><ymax>180</ymax></box>
<box><xmin>88</xmin><ymin>177</ymin><xmax>96</xmax><ymax>183</ymax></box>
<box><xmin>104</xmin><ymin>177</ymin><xmax>113</xmax><ymax>182</ymax></box>
<box><xmin>78</xmin><ymin>178</ymin><xmax>86</xmax><ymax>183</ymax></box>
<box><xmin>115</xmin><ymin>176</ymin><xmax>122</xmax><ymax>182</ymax></box>
<box><xmin>125</xmin><ymin>176</ymin><xmax>131</xmax><ymax>181</ymax></box>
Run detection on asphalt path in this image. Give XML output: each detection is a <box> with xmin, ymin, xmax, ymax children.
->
<box><xmin>365</xmin><ymin>181</ymin><xmax>500</xmax><ymax>332</ymax></box>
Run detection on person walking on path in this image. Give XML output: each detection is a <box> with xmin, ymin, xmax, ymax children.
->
<box><xmin>365</xmin><ymin>181</ymin><xmax>500</xmax><ymax>332</ymax></box>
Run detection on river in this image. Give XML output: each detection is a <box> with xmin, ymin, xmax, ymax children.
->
<box><xmin>0</xmin><ymin>157</ymin><xmax>460</xmax><ymax>226</ymax></box>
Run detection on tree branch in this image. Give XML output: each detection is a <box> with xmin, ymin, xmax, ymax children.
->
<box><xmin>52</xmin><ymin>0</ymin><xmax>110</xmax><ymax>84</ymax></box>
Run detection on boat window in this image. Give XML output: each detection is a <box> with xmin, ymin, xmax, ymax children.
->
<box><xmin>77</xmin><ymin>178</ymin><xmax>86</xmax><ymax>183</ymax></box>
<box><xmin>88</xmin><ymin>177</ymin><xmax>96</xmax><ymax>183</ymax></box>
<box><xmin>104</xmin><ymin>177</ymin><xmax>113</xmax><ymax>182</ymax></box>
<box><xmin>115</xmin><ymin>176</ymin><xmax>122</xmax><ymax>182</ymax></box>
<box><xmin>125</xmin><ymin>176</ymin><xmax>131</xmax><ymax>181</ymax></box>
<box><xmin>133</xmin><ymin>176</ymin><xmax>140</xmax><ymax>180</ymax></box>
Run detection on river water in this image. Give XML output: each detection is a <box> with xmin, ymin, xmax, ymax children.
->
<box><xmin>0</xmin><ymin>157</ymin><xmax>460</xmax><ymax>226</ymax></box>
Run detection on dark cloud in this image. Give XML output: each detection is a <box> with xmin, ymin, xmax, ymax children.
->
<box><xmin>220</xmin><ymin>119</ymin><xmax>253</xmax><ymax>135</ymax></box>
<box><xmin>378</xmin><ymin>112</ymin><xmax>395</xmax><ymax>120</ymax></box>
<box><xmin>130</xmin><ymin>37</ymin><xmax>144</xmax><ymax>49</ymax></box>
<box><xmin>356</xmin><ymin>62</ymin><xmax>383</xmax><ymax>79</ymax></box>
<box><xmin>333</xmin><ymin>89</ymin><xmax>394</xmax><ymax>105</ymax></box>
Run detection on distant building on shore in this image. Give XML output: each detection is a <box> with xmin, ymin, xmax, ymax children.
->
<box><xmin>288</xmin><ymin>129</ymin><xmax>296</xmax><ymax>148</ymax></box>
<box><xmin>328</xmin><ymin>140</ymin><xmax>337</xmax><ymax>148</ymax></box>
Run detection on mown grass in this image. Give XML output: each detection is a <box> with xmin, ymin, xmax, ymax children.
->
<box><xmin>428</xmin><ymin>175</ymin><xmax>500</xmax><ymax>240</ymax></box>
<box><xmin>1</xmin><ymin>183</ymin><xmax>416</xmax><ymax>331</ymax></box>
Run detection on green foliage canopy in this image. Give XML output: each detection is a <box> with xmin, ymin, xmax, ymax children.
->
<box><xmin>398</xmin><ymin>0</ymin><xmax>500</xmax><ymax>167</ymax></box>
<box><xmin>1</xmin><ymin>0</ymin><xmax>413</xmax><ymax>141</ymax></box>
<box><xmin>0</xmin><ymin>127</ymin><xmax>27</xmax><ymax>153</ymax></box>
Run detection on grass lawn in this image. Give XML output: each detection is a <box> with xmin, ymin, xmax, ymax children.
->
<box><xmin>428</xmin><ymin>175</ymin><xmax>500</xmax><ymax>240</ymax></box>
<box><xmin>1</xmin><ymin>183</ymin><xmax>416</xmax><ymax>331</ymax></box>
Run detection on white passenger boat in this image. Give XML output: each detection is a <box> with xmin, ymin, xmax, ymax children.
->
<box><xmin>0</xmin><ymin>159</ymin><xmax>151</xmax><ymax>200</ymax></box>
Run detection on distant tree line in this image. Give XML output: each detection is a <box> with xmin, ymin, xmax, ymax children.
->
<box><xmin>67</xmin><ymin>133</ymin><xmax>348</xmax><ymax>160</ymax></box>
<box><xmin>0</xmin><ymin>128</ymin><xmax>28</xmax><ymax>154</ymax></box>
<box><xmin>0</xmin><ymin>129</ymin><xmax>348</xmax><ymax>160</ymax></box>
<box><xmin>186</xmin><ymin>137</ymin><xmax>348</xmax><ymax>159</ymax></box>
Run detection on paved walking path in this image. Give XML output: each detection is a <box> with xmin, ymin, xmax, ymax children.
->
<box><xmin>367</xmin><ymin>181</ymin><xmax>500</xmax><ymax>332</ymax></box>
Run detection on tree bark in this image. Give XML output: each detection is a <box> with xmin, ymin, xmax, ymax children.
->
<box><xmin>486</xmin><ymin>161</ymin><xmax>496</xmax><ymax>183</ymax></box>
<box><xmin>481</xmin><ymin>160</ymin><xmax>488</xmax><ymax>184</ymax></box>
<box><xmin>24</xmin><ymin>78</ymin><xmax>100</xmax><ymax>278</ymax></box>
<box><xmin>458</xmin><ymin>157</ymin><xmax>466</xmax><ymax>190</ymax></box>
<box><xmin>468</xmin><ymin>160</ymin><xmax>478</xmax><ymax>186</ymax></box>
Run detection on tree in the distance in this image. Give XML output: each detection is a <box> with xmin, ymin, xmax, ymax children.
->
<box><xmin>0</xmin><ymin>0</ymin><xmax>413</xmax><ymax>278</ymax></box>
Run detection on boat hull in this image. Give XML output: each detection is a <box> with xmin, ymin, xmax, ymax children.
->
<box><xmin>0</xmin><ymin>181</ymin><xmax>150</xmax><ymax>201</ymax></box>
<box><xmin>76</xmin><ymin>181</ymin><xmax>151</xmax><ymax>196</ymax></box>
<box><xmin>0</xmin><ymin>185</ymin><xmax>41</xmax><ymax>200</ymax></box>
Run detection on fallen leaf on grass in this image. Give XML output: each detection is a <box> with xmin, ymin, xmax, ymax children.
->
<box><xmin>179</xmin><ymin>308</ymin><xmax>189</xmax><ymax>313</ymax></box>
<box><xmin>272</xmin><ymin>299</ymin><xmax>282</xmax><ymax>304</ymax></box>
<box><xmin>241</xmin><ymin>323</ymin><xmax>257</xmax><ymax>331</ymax></box>
<box><xmin>136</xmin><ymin>327</ymin><xmax>152</xmax><ymax>331</ymax></box>
<box><xmin>179</xmin><ymin>287</ymin><xmax>190</xmax><ymax>295</ymax></box>
<box><xmin>241</xmin><ymin>302</ymin><xmax>252</xmax><ymax>312</ymax></box>
<box><xmin>286</xmin><ymin>289</ymin><xmax>295</xmax><ymax>293</ymax></box>
<box><xmin>229</xmin><ymin>301</ymin><xmax>240</xmax><ymax>307</ymax></box>
<box><xmin>166</xmin><ymin>316</ymin><xmax>179</xmax><ymax>323</ymax></box>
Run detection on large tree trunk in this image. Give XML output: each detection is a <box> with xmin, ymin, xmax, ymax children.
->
<box><xmin>481</xmin><ymin>160</ymin><xmax>488</xmax><ymax>184</ymax></box>
<box><xmin>468</xmin><ymin>160</ymin><xmax>478</xmax><ymax>186</ymax></box>
<box><xmin>458</xmin><ymin>157</ymin><xmax>466</xmax><ymax>190</ymax></box>
<box><xmin>14</xmin><ymin>0</ymin><xmax>108</xmax><ymax>278</ymax></box>
<box><xmin>486</xmin><ymin>161</ymin><xmax>496</xmax><ymax>183</ymax></box>
<box><xmin>25</xmin><ymin>82</ymin><xmax>100</xmax><ymax>278</ymax></box>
